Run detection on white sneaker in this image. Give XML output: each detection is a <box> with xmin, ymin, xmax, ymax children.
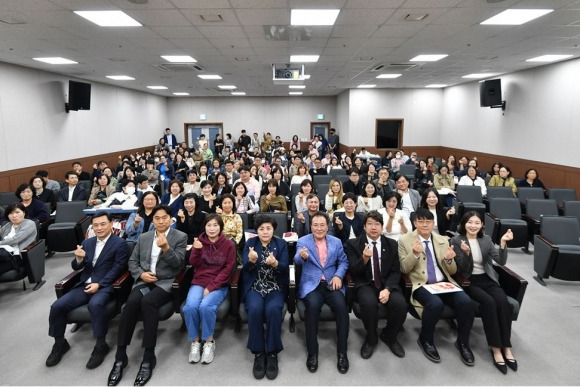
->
<box><xmin>188</xmin><ymin>341</ymin><xmax>201</xmax><ymax>363</ymax></box>
<box><xmin>201</xmin><ymin>340</ymin><xmax>216</xmax><ymax>364</ymax></box>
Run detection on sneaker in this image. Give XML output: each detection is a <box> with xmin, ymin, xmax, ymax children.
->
<box><xmin>188</xmin><ymin>341</ymin><xmax>202</xmax><ymax>364</ymax></box>
<box><xmin>253</xmin><ymin>352</ymin><xmax>266</xmax><ymax>379</ymax></box>
<box><xmin>46</xmin><ymin>339</ymin><xmax>71</xmax><ymax>367</ymax></box>
<box><xmin>201</xmin><ymin>340</ymin><xmax>215</xmax><ymax>364</ymax></box>
<box><xmin>86</xmin><ymin>342</ymin><xmax>110</xmax><ymax>369</ymax></box>
<box><xmin>265</xmin><ymin>353</ymin><xmax>279</xmax><ymax>380</ymax></box>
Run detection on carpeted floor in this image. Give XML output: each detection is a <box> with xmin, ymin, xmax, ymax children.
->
<box><xmin>0</xmin><ymin>244</ymin><xmax>578</xmax><ymax>386</ymax></box>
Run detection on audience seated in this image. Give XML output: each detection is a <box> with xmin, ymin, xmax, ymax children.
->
<box><xmin>125</xmin><ymin>192</ymin><xmax>160</xmax><ymax>249</ymax></box>
<box><xmin>233</xmin><ymin>182</ymin><xmax>257</xmax><ymax>214</ymax></box>
<box><xmin>295</xmin><ymin>194</ymin><xmax>325</xmax><ymax>238</ymax></box>
<box><xmin>160</xmin><ymin>180</ymin><xmax>185</xmax><ymax>218</ymax></box>
<box><xmin>458</xmin><ymin>166</ymin><xmax>487</xmax><ymax>197</ymax></box>
<box><xmin>0</xmin><ymin>203</ymin><xmax>37</xmax><ymax>276</ymax></box>
<box><xmin>333</xmin><ymin>193</ymin><xmax>363</xmax><ymax>248</ymax></box>
<box><xmin>57</xmin><ymin>171</ymin><xmax>88</xmax><ymax>202</ymax></box>
<box><xmin>394</xmin><ymin>174</ymin><xmax>420</xmax><ymax>217</ymax></box>
<box><xmin>414</xmin><ymin>160</ymin><xmax>434</xmax><ymax>194</ymax></box>
<box><xmin>295</xmin><ymin>180</ymin><xmax>315</xmax><ymax>215</ymax></box>
<box><xmin>30</xmin><ymin>175</ymin><xmax>56</xmax><ymax>212</ymax></box>
<box><xmin>517</xmin><ymin>168</ymin><xmax>546</xmax><ymax>190</ymax></box>
<box><xmin>488</xmin><ymin>165</ymin><xmax>517</xmax><ymax>195</ymax></box>
<box><xmin>260</xmin><ymin>179</ymin><xmax>287</xmax><ymax>213</ymax></box>
<box><xmin>357</xmin><ymin>181</ymin><xmax>384</xmax><ymax>213</ymax></box>
<box><xmin>216</xmin><ymin>194</ymin><xmax>244</xmax><ymax>249</ymax></box>
<box><xmin>16</xmin><ymin>183</ymin><xmax>49</xmax><ymax>222</ymax></box>
<box><xmin>175</xmin><ymin>193</ymin><xmax>204</xmax><ymax>245</ymax></box>
<box><xmin>419</xmin><ymin>188</ymin><xmax>457</xmax><ymax>236</ymax></box>
<box><xmin>197</xmin><ymin>181</ymin><xmax>217</xmax><ymax>214</ymax></box>
<box><xmin>343</xmin><ymin>169</ymin><xmax>363</xmax><ymax>196</ymax></box>
<box><xmin>378</xmin><ymin>192</ymin><xmax>411</xmax><ymax>242</ymax></box>
<box><xmin>95</xmin><ymin>180</ymin><xmax>138</xmax><ymax>209</ymax></box>
<box><xmin>325</xmin><ymin>179</ymin><xmax>344</xmax><ymax>217</ymax></box>
<box><xmin>88</xmin><ymin>174</ymin><xmax>115</xmax><ymax>208</ymax></box>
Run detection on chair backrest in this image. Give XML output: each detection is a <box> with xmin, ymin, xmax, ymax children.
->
<box><xmin>54</xmin><ymin>201</ymin><xmax>87</xmax><ymax>223</ymax></box>
<box><xmin>78</xmin><ymin>180</ymin><xmax>92</xmax><ymax>192</ymax></box>
<box><xmin>489</xmin><ymin>198</ymin><xmax>522</xmax><ymax>219</ymax></box>
<box><xmin>262</xmin><ymin>212</ymin><xmax>289</xmax><ymax>237</ymax></box>
<box><xmin>487</xmin><ymin>186</ymin><xmax>514</xmax><ymax>199</ymax></box>
<box><xmin>549</xmin><ymin>188</ymin><xmax>577</xmax><ymax>206</ymax></box>
<box><xmin>312</xmin><ymin>174</ymin><xmax>333</xmax><ymax>186</ymax></box>
<box><xmin>238</xmin><ymin>212</ymin><xmax>250</xmax><ymax>231</ymax></box>
<box><xmin>398</xmin><ymin>164</ymin><xmax>417</xmax><ymax>180</ymax></box>
<box><xmin>0</xmin><ymin>191</ymin><xmax>17</xmax><ymax>208</ymax></box>
<box><xmin>563</xmin><ymin>200</ymin><xmax>580</xmax><ymax>225</ymax></box>
<box><xmin>317</xmin><ymin>184</ymin><xmax>329</xmax><ymax>202</ymax></box>
<box><xmin>290</xmin><ymin>183</ymin><xmax>301</xmax><ymax>198</ymax></box>
<box><xmin>540</xmin><ymin>216</ymin><xmax>580</xmax><ymax>245</ymax></box>
<box><xmin>329</xmin><ymin>168</ymin><xmax>347</xmax><ymax>177</ymax></box>
<box><xmin>456</xmin><ymin>185</ymin><xmax>483</xmax><ymax>203</ymax></box>
<box><xmin>517</xmin><ymin>187</ymin><xmax>544</xmax><ymax>203</ymax></box>
<box><xmin>526</xmin><ymin>199</ymin><xmax>558</xmax><ymax>220</ymax></box>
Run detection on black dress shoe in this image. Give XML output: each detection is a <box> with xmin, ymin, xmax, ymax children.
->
<box><xmin>107</xmin><ymin>358</ymin><xmax>127</xmax><ymax>386</ymax></box>
<box><xmin>386</xmin><ymin>340</ymin><xmax>406</xmax><ymax>358</ymax></box>
<box><xmin>252</xmin><ymin>352</ymin><xmax>266</xmax><ymax>380</ymax></box>
<box><xmin>455</xmin><ymin>341</ymin><xmax>475</xmax><ymax>366</ymax></box>
<box><xmin>504</xmin><ymin>355</ymin><xmax>518</xmax><ymax>371</ymax></box>
<box><xmin>360</xmin><ymin>341</ymin><xmax>374</xmax><ymax>359</ymax></box>
<box><xmin>417</xmin><ymin>338</ymin><xmax>440</xmax><ymax>363</ymax></box>
<box><xmin>134</xmin><ymin>362</ymin><xmax>155</xmax><ymax>386</ymax></box>
<box><xmin>337</xmin><ymin>352</ymin><xmax>349</xmax><ymax>374</ymax></box>
<box><xmin>492</xmin><ymin>351</ymin><xmax>507</xmax><ymax>374</ymax></box>
<box><xmin>86</xmin><ymin>343</ymin><xmax>110</xmax><ymax>369</ymax></box>
<box><xmin>265</xmin><ymin>353</ymin><xmax>279</xmax><ymax>380</ymax></box>
<box><xmin>306</xmin><ymin>353</ymin><xmax>318</xmax><ymax>373</ymax></box>
<box><xmin>46</xmin><ymin>339</ymin><xmax>71</xmax><ymax>367</ymax></box>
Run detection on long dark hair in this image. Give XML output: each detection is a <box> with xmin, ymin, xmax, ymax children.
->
<box><xmin>457</xmin><ymin>211</ymin><xmax>484</xmax><ymax>238</ymax></box>
<box><xmin>420</xmin><ymin>187</ymin><xmax>444</xmax><ymax>212</ymax></box>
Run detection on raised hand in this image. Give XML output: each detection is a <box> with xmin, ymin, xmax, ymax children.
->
<box><xmin>444</xmin><ymin>245</ymin><xmax>456</xmax><ymax>260</ymax></box>
<box><xmin>412</xmin><ymin>239</ymin><xmax>424</xmax><ymax>255</ymax></box>
<box><xmin>74</xmin><ymin>245</ymin><xmax>85</xmax><ymax>260</ymax></box>
<box><xmin>387</xmin><ymin>208</ymin><xmax>396</xmax><ymax>218</ymax></box>
<box><xmin>177</xmin><ymin>209</ymin><xmax>185</xmax><ymax>222</ymax></box>
<box><xmin>299</xmin><ymin>246</ymin><xmax>309</xmax><ymax>260</ymax></box>
<box><xmin>398</xmin><ymin>216</ymin><xmax>404</xmax><ymax>225</ymax></box>
<box><xmin>134</xmin><ymin>213</ymin><xmax>143</xmax><ymax>224</ymax></box>
<box><xmin>248</xmin><ymin>246</ymin><xmax>258</xmax><ymax>263</ymax></box>
<box><xmin>193</xmin><ymin>237</ymin><xmax>203</xmax><ymax>250</ymax></box>
<box><xmin>501</xmin><ymin>229</ymin><xmax>514</xmax><ymax>242</ymax></box>
<box><xmin>334</xmin><ymin>216</ymin><xmax>343</xmax><ymax>229</ymax></box>
<box><xmin>156</xmin><ymin>232</ymin><xmax>168</xmax><ymax>249</ymax></box>
<box><xmin>297</xmin><ymin>212</ymin><xmax>305</xmax><ymax>223</ymax></box>
<box><xmin>265</xmin><ymin>252</ymin><xmax>277</xmax><ymax>267</ymax></box>
<box><xmin>362</xmin><ymin>243</ymin><xmax>372</xmax><ymax>258</ymax></box>
<box><xmin>215</xmin><ymin>206</ymin><xmax>223</xmax><ymax>214</ymax></box>
<box><xmin>460</xmin><ymin>240</ymin><xmax>470</xmax><ymax>254</ymax></box>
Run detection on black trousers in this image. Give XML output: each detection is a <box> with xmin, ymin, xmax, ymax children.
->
<box><xmin>355</xmin><ymin>285</ymin><xmax>407</xmax><ymax>345</ymax></box>
<box><xmin>116</xmin><ymin>284</ymin><xmax>172</xmax><ymax>349</ymax></box>
<box><xmin>302</xmin><ymin>282</ymin><xmax>349</xmax><ymax>355</ymax></box>
<box><xmin>413</xmin><ymin>286</ymin><xmax>474</xmax><ymax>345</ymax></box>
<box><xmin>466</xmin><ymin>274</ymin><xmax>513</xmax><ymax>348</ymax></box>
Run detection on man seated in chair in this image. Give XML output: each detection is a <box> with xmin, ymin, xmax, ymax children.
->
<box><xmin>294</xmin><ymin>194</ymin><xmax>331</xmax><ymax>238</ymax></box>
<box><xmin>107</xmin><ymin>204</ymin><xmax>187</xmax><ymax>387</ymax></box>
<box><xmin>46</xmin><ymin>212</ymin><xmax>130</xmax><ymax>369</ymax></box>
<box><xmin>398</xmin><ymin>208</ymin><xmax>475</xmax><ymax>366</ymax></box>
<box><xmin>294</xmin><ymin>211</ymin><xmax>350</xmax><ymax>374</ymax></box>
<box><xmin>57</xmin><ymin>171</ymin><xmax>88</xmax><ymax>202</ymax></box>
<box><xmin>346</xmin><ymin>210</ymin><xmax>407</xmax><ymax>360</ymax></box>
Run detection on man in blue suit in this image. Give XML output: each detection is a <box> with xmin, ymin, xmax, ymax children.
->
<box><xmin>294</xmin><ymin>211</ymin><xmax>350</xmax><ymax>374</ymax></box>
<box><xmin>46</xmin><ymin>212</ymin><xmax>129</xmax><ymax>369</ymax></box>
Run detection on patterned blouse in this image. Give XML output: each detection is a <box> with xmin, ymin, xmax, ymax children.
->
<box><xmin>221</xmin><ymin>212</ymin><xmax>243</xmax><ymax>244</ymax></box>
<box><xmin>251</xmin><ymin>243</ymin><xmax>279</xmax><ymax>297</ymax></box>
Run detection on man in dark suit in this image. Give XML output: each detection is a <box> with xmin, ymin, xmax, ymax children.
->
<box><xmin>342</xmin><ymin>168</ymin><xmax>363</xmax><ymax>196</ymax></box>
<box><xmin>57</xmin><ymin>171</ymin><xmax>88</xmax><ymax>202</ymax></box>
<box><xmin>294</xmin><ymin>194</ymin><xmax>331</xmax><ymax>237</ymax></box>
<box><xmin>107</xmin><ymin>204</ymin><xmax>187</xmax><ymax>387</ymax></box>
<box><xmin>346</xmin><ymin>211</ymin><xmax>407</xmax><ymax>360</ymax></box>
<box><xmin>163</xmin><ymin>127</ymin><xmax>178</xmax><ymax>150</ymax></box>
<box><xmin>46</xmin><ymin>212</ymin><xmax>129</xmax><ymax>369</ymax></box>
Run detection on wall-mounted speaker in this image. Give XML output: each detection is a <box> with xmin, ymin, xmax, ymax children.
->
<box><xmin>479</xmin><ymin>79</ymin><xmax>502</xmax><ymax>107</ymax></box>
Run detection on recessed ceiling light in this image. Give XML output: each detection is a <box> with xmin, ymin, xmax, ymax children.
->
<box><xmin>462</xmin><ymin>73</ymin><xmax>497</xmax><ymax>79</ymax></box>
<box><xmin>425</xmin><ymin>84</ymin><xmax>447</xmax><ymax>88</ymax></box>
<box><xmin>74</xmin><ymin>11</ymin><xmax>142</xmax><ymax>27</ymax></box>
<box><xmin>410</xmin><ymin>55</ymin><xmax>448</xmax><ymax>62</ymax></box>
<box><xmin>357</xmin><ymin>84</ymin><xmax>376</xmax><ymax>88</ymax></box>
<box><xmin>147</xmin><ymin>86</ymin><xmax>168</xmax><ymax>90</ymax></box>
<box><xmin>290</xmin><ymin>55</ymin><xmax>319</xmax><ymax>63</ymax></box>
<box><xmin>161</xmin><ymin>55</ymin><xmax>197</xmax><ymax>63</ymax></box>
<box><xmin>289</xmin><ymin>92</ymin><xmax>303</xmax><ymax>95</ymax></box>
<box><xmin>218</xmin><ymin>85</ymin><xmax>236</xmax><ymax>90</ymax></box>
<box><xmin>198</xmin><ymin>75</ymin><xmax>222</xmax><ymax>80</ymax></box>
<box><xmin>33</xmin><ymin>57</ymin><xmax>78</xmax><ymax>65</ymax></box>
<box><xmin>173</xmin><ymin>92</ymin><xmax>190</xmax><ymax>96</ymax></box>
<box><xmin>231</xmin><ymin>92</ymin><xmax>246</xmax><ymax>96</ymax></box>
<box><xmin>291</xmin><ymin>9</ymin><xmax>340</xmax><ymax>26</ymax></box>
<box><xmin>289</xmin><ymin>85</ymin><xmax>306</xmax><ymax>89</ymax></box>
<box><xmin>404</xmin><ymin>13</ymin><xmax>429</xmax><ymax>21</ymax></box>
<box><xmin>376</xmin><ymin>74</ymin><xmax>402</xmax><ymax>79</ymax></box>
<box><xmin>106</xmin><ymin>75</ymin><xmax>135</xmax><ymax>80</ymax></box>
<box><xmin>480</xmin><ymin>9</ymin><xmax>553</xmax><ymax>25</ymax></box>
<box><xmin>526</xmin><ymin>54</ymin><xmax>573</xmax><ymax>62</ymax></box>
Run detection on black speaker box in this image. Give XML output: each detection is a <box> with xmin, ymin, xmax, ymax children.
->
<box><xmin>479</xmin><ymin>79</ymin><xmax>502</xmax><ymax>107</ymax></box>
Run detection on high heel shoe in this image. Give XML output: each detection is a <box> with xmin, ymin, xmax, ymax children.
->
<box><xmin>492</xmin><ymin>351</ymin><xmax>507</xmax><ymax>374</ymax></box>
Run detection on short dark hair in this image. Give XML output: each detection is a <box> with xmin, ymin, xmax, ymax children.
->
<box><xmin>98</xmin><ymin>173</ymin><xmax>111</xmax><ymax>185</ymax></box>
<box><xmin>167</xmin><ymin>179</ymin><xmax>184</xmax><ymax>193</ymax></box>
<box><xmin>220</xmin><ymin>193</ymin><xmax>235</xmax><ymax>208</ymax></box>
<box><xmin>35</xmin><ymin>170</ymin><xmax>48</xmax><ymax>178</ymax></box>
<box><xmin>309</xmin><ymin>211</ymin><xmax>330</xmax><ymax>227</ymax></box>
<box><xmin>200</xmin><ymin>180</ymin><xmax>212</xmax><ymax>189</ymax></box>
<box><xmin>183</xmin><ymin>193</ymin><xmax>198</xmax><ymax>202</ymax></box>
<box><xmin>254</xmin><ymin>214</ymin><xmax>278</xmax><ymax>230</ymax></box>
<box><xmin>362</xmin><ymin>181</ymin><xmax>378</xmax><ymax>198</ymax></box>
<box><xmin>135</xmin><ymin>175</ymin><xmax>148</xmax><ymax>184</ymax></box>
<box><xmin>91</xmin><ymin>212</ymin><xmax>112</xmax><ymax>223</ymax></box>
<box><xmin>420</xmin><ymin>188</ymin><xmax>443</xmax><ymax>211</ymax></box>
<box><xmin>266</xmin><ymin>179</ymin><xmax>280</xmax><ymax>195</ymax></box>
<box><xmin>395</xmin><ymin>173</ymin><xmax>409</xmax><ymax>183</ymax></box>
<box><xmin>4</xmin><ymin>202</ymin><xmax>27</xmax><ymax>217</ymax></box>
<box><xmin>29</xmin><ymin>175</ymin><xmax>46</xmax><ymax>189</ymax></box>
<box><xmin>72</xmin><ymin>161</ymin><xmax>82</xmax><ymax>167</ymax></box>
<box><xmin>414</xmin><ymin>207</ymin><xmax>434</xmax><ymax>221</ymax></box>
<box><xmin>151</xmin><ymin>204</ymin><xmax>172</xmax><ymax>218</ymax></box>
<box><xmin>203</xmin><ymin>213</ymin><xmax>224</xmax><ymax>233</ymax></box>
<box><xmin>121</xmin><ymin>179</ymin><xmax>136</xmax><ymax>188</ymax></box>
<box><xmin>342</xmin><ymin>192</ymin><xmax>357</xmax><ymax>204</ymax></box>
<box><xmin>232</xmin><ymin>182</ymin><xmax>248</xmax><ymax>197</ymax></box>
<box><xmin>457</xmin><ymin>211</ymin><xmax>484</xmax><ymax>238</ymax></box>
<box><xmin>306</xmin><ymin>193</ymin><xmax>319</xmax><ymax>202</ymax></box>
<box><xmin>384</xmin><ymin>191</ymin><xmax>402</xmax><ymax>209</ymax></box>
<box><xmin>64</xmin><ymin>171</ymin><xmax>78</xmax><ymax>180</ymax></box>
<box><xmin>15</xmin><ymin>183</ymin><xmax>33</xmax><ymax>198</ymax></box>
<box><xmin>364</xmin><ymin>210</ymin><xmax>384</xmax><ymax>226</ymax></box>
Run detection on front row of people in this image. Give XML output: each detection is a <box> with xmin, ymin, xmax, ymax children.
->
<box><xmin>44</xmin><ymin>206</ymin><xmax>518</xmax><ymax>386</ymax></box>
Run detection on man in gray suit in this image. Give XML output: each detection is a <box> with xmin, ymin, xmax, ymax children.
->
<box><xmin>106</xmin><ymin>204</ymin><xmax>187</xmax><ymax>387</ymax></box>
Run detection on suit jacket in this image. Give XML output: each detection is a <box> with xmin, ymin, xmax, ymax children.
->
<box><xmin>347</xmin><ymin>234</ymin><xmax>401</xmax><ymax>292</ymax></box>
<box><xmin>400</xmin><ymin>189</ymin><xmax>421</xmax><ymax>212</ymax></box>
<box><xmin>294</xmin><ymin>234</ymin><xmax>349</xmax><ymax>298</ymax></box>
<box><xmin>129</xmin><ymin>228</ymin><xmax>187</xmax><ymax>292</ymax></box>
<box><xmin>57</xmin><ymin>185</ymin><xmax>87</xmax><ymax>202</ymax></box>
<box><xmin>294</xmin><ymin>211</ymin><xmax>333</xmax><ymax>238</ymax></box>
<box><xmin>164</xmin><ymin>133</ymin><xmax>178</xmax><ymax>149</ymax></box>
<box><xmin>72</xmin><ymin>234</ymin><xmax>129</xmax><ymax>292</ymax></box>
<box><xmin>342</xmin><ymin>180</ymin><xmax>363</xmax><ymax>196</ymax></box>
<box><xmin>242</xmin><ymin>236</ymin><xmax>289</xmax><ymax>301</ymax></box>
<box><xmin>333</xmin><ymin>211</ymin><xmax>364</xmax><ymax>247</ymax></box>
<box><xmin>450</xmin><ymin>234</ymin><xmax>507</xmax><ymax>284</ymax></box>
<box><xmin>398</xmin><ymin>230</ymin><xmax>458</xmax><ymax>316</ymax></box>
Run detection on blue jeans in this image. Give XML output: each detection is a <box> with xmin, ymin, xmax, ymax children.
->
<box><xmin>183</xmin><ymin>285</ymin><xmax>228</xmax><ymax>341</ymax></box>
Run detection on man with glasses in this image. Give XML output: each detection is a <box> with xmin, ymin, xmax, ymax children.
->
<box><xmin>398</xmin><ymin>208</ymin><xmax>475</xmax><ymax>366</ymax></box>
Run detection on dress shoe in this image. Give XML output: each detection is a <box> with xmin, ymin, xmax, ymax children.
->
<box><xmin>86</xmin><ymin>342</ymin><xmax>110</xmax><ymax>369</ymax></box>
<box><xmin>504</xmin><ymin>355</ymin><xmax>518</xmax><ymax>371</ymax></box>
<box><xmin>417</xmin><ymin>338</ymin><xmax>440</xmax><ymax>363</ymax></box>
<box><xmin>46</xmin><ymin>339</ymin><xmax>71</xmax><ymax>367</ymax></box>
<box><xmin>107</xmin><ymin>358</ymin><xmax>127</xmax><ymax>386</ymax></box>
<box><xmin>386</xmin><ymin>340</ymin><xmax>405</xmax><ymax>358</ymax></box>
<box><xmin>492</xmin><ymin>351</ymin><xmax>507</xmax><ymax>374</ymax></box>
<box><xmin>252</xmin><ymin>352</ymin><xmax>266</xmax><ymax>380</ymax></box>
<box><xmin>134</xmin><ymin>361</ymin><xmax>155</xmax><ymax>386</ymax></box>
<box><xmin>360</xmin><ymin>341</ymin><xmax>374</xmax><ymax>359</ymax></box>
<box><xmin>455</xmin><ymin>341</ymin><xmax>475</xmax><ymax>366</ymax></box>
<box><xmin>337</xmin><ymin>352</ymin><xmax>349</xmax><ymax>374</ymax></box>
<box><xmin>265</xmin><ymin>352</ymin><xmax>279</xmax><ymax>380</ymax></box>
<box><xmin>306</xmin><ymin>353</ymin><xmax>318</xmax><ymax>373</ymax></box>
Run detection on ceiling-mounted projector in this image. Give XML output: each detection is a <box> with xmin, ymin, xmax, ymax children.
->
<box><xmin>272</xmin><ymin>63</ymin><xmax>305</xmax><ymax>85</ymax></box>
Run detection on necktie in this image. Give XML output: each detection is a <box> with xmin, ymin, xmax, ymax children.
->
<box><xmin>372</xmin><ymin>242</ymin><xmax>381</xmax><ymax>289</ymax></box>
<box><xmin>424</xmin><ymin>240</ymin><xmax>437</xmax><ymax>284</ymax></box>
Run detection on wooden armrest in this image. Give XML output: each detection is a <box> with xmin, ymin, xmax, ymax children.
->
<box><xmin>486</xmin><ymin>212</ymin><xmax>499</xmax><ymax>222</ymax></box>
<box><xmin>287</xmin><ymin>265</ymin><xmax>296</xmax><ymax>314</ymax></box>
<box><xmin>173</xmin><ymin>265</ymin><xmax>193</xmax><ymax>313</ymax></box>
<box><xmin>345</xmin><ymin>271</ymin><xmax>354</xmax><ymax>312</ymax></box>
<box><xmin>230</xmin><ymin>267</ymin><xmax>242</xmax><ymax>316</ymax></box>
<box><xmin>113</xmin><ymin>271</ymin><xmax>132</xmax><ymax>288</ymax></box>
<box><xmin>495</xmin><ymin>265</ymin><xmax>528</xmax><ymax>307</ymax></box>
<box><xmin>54</xmin><ymin>270</ymin><xmax>82</xmax><ymax>298</ymax></box>
<box><xmin>21</xmin><ymin>240</ymin><xmax>44</xmax><ymax>253</ymax></box>
<box><xmin>113</xmin><ymin>270</ymin><xmax>133</xmax><ymax>312</ymax></box>
<box><xmin>454</xmin><ymin>272</ymin><xmax>471</xmax><ymax>287</ymax></box>
<box><xmin>535</xmin><ymin>234</ymin><xmax>556</xmax><ymax>248</ymax></box>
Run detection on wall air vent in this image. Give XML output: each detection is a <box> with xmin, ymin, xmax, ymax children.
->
<box><xmin>154</xmin><ymin>64</ymin><xmax>204</xmax><ymax>72</ymax></box>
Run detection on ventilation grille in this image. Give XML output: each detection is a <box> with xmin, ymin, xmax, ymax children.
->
<box><xmin>371</xmin><ymin>63</ymin><xmax>418</xmax><ymax>72</ymax></box>
<box><xmin>154</xmin><ymin>64</ymin><xmax>204</xmax><ymax>72</ymax></box>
